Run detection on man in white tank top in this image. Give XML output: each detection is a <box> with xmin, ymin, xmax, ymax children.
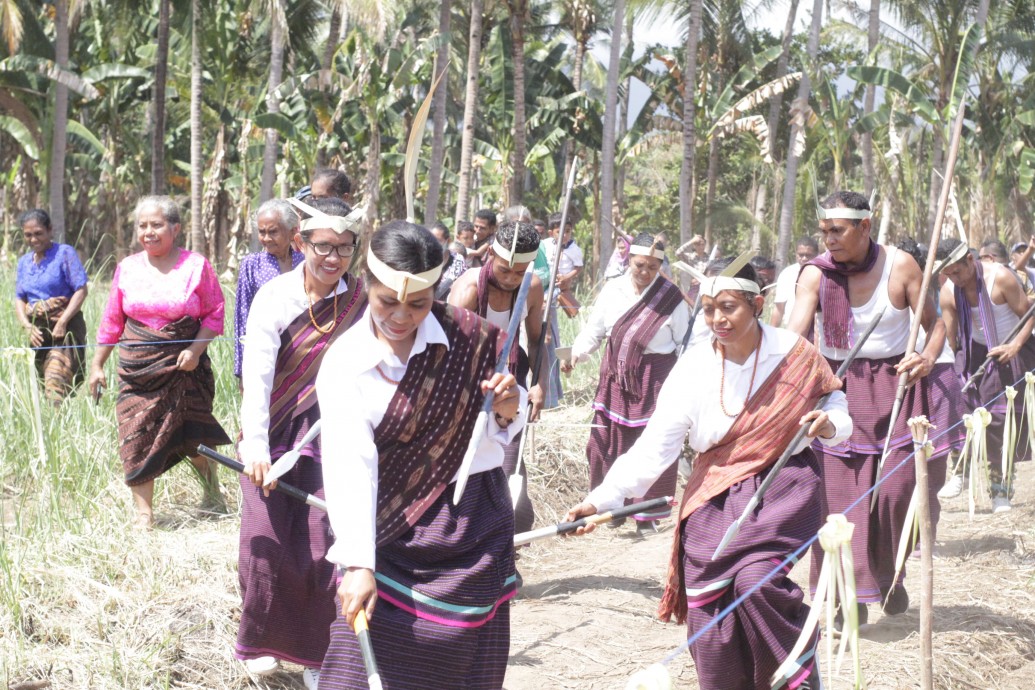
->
<box><xmin>938</xmin><ymin>238</ymin><xmax>1035</xmax><ymax>513</ymax></box>
<box><xmin>788</xmin><ymin>190</ymin><xmax>946</xmax><ymax>626</ymax></box>
<box><xmin>449</xmin><ymin>220</ymin><xmax>547</xmax><ymax>541</ymax></box>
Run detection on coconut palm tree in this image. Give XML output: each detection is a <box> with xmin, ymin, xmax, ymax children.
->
<box><xmin>151</xmin><ymin>0</ymin><xmax>170</xmax><ymax>195</ymax></box>
<box><xmin>455</xmin><ymin>0</ymin><xmax>484</xmax><ymax>223</ymax></box>
<box><xmin>678</xmin><ymin>0</ymin><xmax>703</xmax><ymax>249</ymax></box>
<box><xmin>424</xmin><ymin>0</ymin><xmax>450</xmax><ymax>225</ymax></box>
<box><xmin>190</xmin><ymin>0</ymin><xmax>203</xmax><ymax>251</ymax></box>
<box><xmin>259</xmin><ymin>0</ymin><xmax>288</xmax><ymax>203</ymax></box>
<box><xmin>775</xmin><ymin>0</ymin><xmax>822</xmax><ymax>268</ymax></box>
<box><xmin>48</xmin><ymin>0</ymin><xmax>70</xmax><ymax>242</ymax></box>
<box><xmin>597</xmin><ymin>0</ymin><xmax>625</xmax><ymax>274</ymax></box>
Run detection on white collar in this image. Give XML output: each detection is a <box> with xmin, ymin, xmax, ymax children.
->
<box><xmin>291</xmin><ymin>261</ymin><xmax>350</xmax><ymax>299</ymax></box>
<box><xmin>355</xmin><ymin>308</ymin><xmax>450</xmax><ymax>372</ymax></box>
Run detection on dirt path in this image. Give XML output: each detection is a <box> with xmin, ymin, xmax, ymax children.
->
<box><xmin>507</xmin><ymin>460</ymin><xmax>1035</xmax><ymax>689</ymax></box>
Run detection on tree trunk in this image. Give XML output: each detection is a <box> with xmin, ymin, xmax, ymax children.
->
<box><xmin>363</xmin><ymin>107</ymin><xmax>381</xmax><ymax>235</ymax></box>
<box><xmin>260</xmin><ymin>9</ymin><xmax>285</xmax><ymax>203</ymax></box>
<box><xmin>767</xmin><ymin>1</ymin><xmax>798</xmax><ymax>268</ymax></box>
<box><xmin>561</xmin><ymin>36</ymin><xmax>587</xmax><ymax>191</ymax></box>
<box><xmin>616</xmin><ymin>12</ymin><xmax>633</xmax><ymax>211</ymax></box>
<box><xmin>704</xmin><ymin>135</ymin><xmax>719</xmax><ymax>248</ymax></box>
<box><xmin>316</xmin><ymin>5</ymin><xmax>342</xmax><ymax>168</ymax></box>
<box><xmin>424</xmin><ymin>0</ymin><xmax>451</xmax><ymax>225</ymax></box>
<box><xmin>597</xmin><ymin>0</ymin><xmax>625</xmax><ymax>276</ymax></box>
<box><xmin>678</xmin><ymin>0</ymin><xmax>703</xmax><ymax>248</ymax></box>
<box><xmin>455</xmin><ymin>0</ymin><xmax>484</xmax><ymax>223</ymax></box>
<box><xmin>862</xmin><ymin>0</ymin><xmax>879</xmax><ymax>196</ymax></box>
<box><xmin>508</xmin><ymin>1</ymin><xmax>527</xmax><ymax>206</ymax></box>
<box><xmin>151</xmin><ymin>0</ymin><xmax>170</xmax><ymax>195</ymax></box>
<box><xmin>776</xmin><ymin>0</ymin><xmax>823</xmax><ymax>270</ymax></box>
<box><xmin>48</xmin><ymin>0</ymin><xmax>70</xmax><ymax>243</ymax></box>
<box><xmin>190</xmin><ymin>0</ymin><xmax>204</xmax><ymax>252</ymax></box>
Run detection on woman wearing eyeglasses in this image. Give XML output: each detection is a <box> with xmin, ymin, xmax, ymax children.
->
<box><xmin>234</xmin><ymin>196</ymin><xmax>367</xmax><ymax>688</ymax></box>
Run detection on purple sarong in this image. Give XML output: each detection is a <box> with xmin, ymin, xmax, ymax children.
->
<box><xmin>682</xmin><ymin>450</ymin><xmax>821</xmax><ymax>690</ymax></box>
<box><xmin>319</xmin><ymin>469</ymin><xmax>516</xmax><ymax>689</ymax></box>
<box><xmin>235</xmin><ymin>456</ymin><xmax>335</xmax><ymax>667</ymax></box>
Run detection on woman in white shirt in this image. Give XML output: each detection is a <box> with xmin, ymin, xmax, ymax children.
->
<box><xmin>566</xmin><ymin>260</ymin><xmax>852</xmax><ymax>690</ymax></box>
<box><xmin>562</xmin><ymin>233</ymin><xmax>690</xmax><ymax>531</ymax></box>
<box><xmin>316</xmin><ymin>221</ymin><xmax>526</xmax><ymax>689</ymax></box>
<box><xmin>236</xmin><ymin>197</ymin><xmax>366</xmax><ymax>688</ymax></box>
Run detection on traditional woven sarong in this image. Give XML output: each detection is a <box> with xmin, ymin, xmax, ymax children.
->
<box><xmin>656</xmin><ymin>337</ymin><xmax>838</xmax><ymax>689</ymax></box>
<box><xmin>321</xmin><ymin>470</ymin><xmax>515</xmax><ymax>690</ymax></box>
<box><xmin>115</xmin><ymin>316</ymin><xmax>231</xmax><ymax>485</ymax></box>
<box><xmin>681</xmin><ymin>451</ymin><xmax>822</xmax><ymax>690</ymax></box>
<box><xmin>321</xmin><ymin>304</ymin><xmax>515</xmax><ymax>689</ymax></box>
<box><xmin>236</xmin><ymin>281</ymin><xmax>366</xmax><ymax>668</ymax></box>
<box><xmin>27</xmin><ymin>296</ymin><xmax>86</xmax><ymax>403</ymax></box>
<box><xmin>808</xmin><ymin>355</ymin><xmax>934</xmax><ymax>602</ymax></box>
<box><xmin>587</xmin><ymin>278</ymin><xmax>684</xmax><ymax>520</ymax></box>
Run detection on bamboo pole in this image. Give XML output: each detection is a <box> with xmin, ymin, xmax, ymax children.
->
<box><xmin>908</xmin><ymin>416</ymin><xmax>935</xmax><ymax>690</ymax></box>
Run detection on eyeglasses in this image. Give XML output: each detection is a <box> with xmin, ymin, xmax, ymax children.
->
<box><xmin>307</xmin><ymin>240</ymin><xmax>357</xmax><ymax>258</ymax></box>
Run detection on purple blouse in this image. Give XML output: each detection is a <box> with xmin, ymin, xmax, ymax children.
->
<box><xmin>16</xmin><ymin>244</ymin><xmax>88</xmax><ymax>304</ymax></box>
<box><xmin>233</xmin><ymin>249</ymin><xmax>305</xmax><ymax>377</ymax></box>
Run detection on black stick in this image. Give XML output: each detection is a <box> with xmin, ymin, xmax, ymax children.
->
<box><xmin>197</xmin><ymin>444</ymin><xmax>327</xmax><ymax>511</ymax></box>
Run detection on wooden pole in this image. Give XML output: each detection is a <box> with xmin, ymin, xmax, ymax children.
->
<box><xmin>908</xmin><ymin>416</ymin><xmax>935</xmax><ymax>690</ymax></box>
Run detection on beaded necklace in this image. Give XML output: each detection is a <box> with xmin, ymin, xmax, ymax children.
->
<box><xmin>305</xmin><ymin>267</ymin><xmax>339</xmax><ymax>335</ymax></box>
<box><xmin>718</xmin><ymin>326</ymin><xmax>763</xmax><ymax>418</ymax></box>
<box><xmin>375</xmin><ymin>363</ymin><xmax>401</xmax><ymax>385</ymax></box>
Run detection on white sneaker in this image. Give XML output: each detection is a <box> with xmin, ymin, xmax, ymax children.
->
<box><xmin>992</xmin><ymin>496</ymin><xmax>1012</xmax><ymax>513</ymax></box>
<box><xmin>302</xmin><ymin>667</ymin><xmax>320</xmax><ymax>690</ymax></box>
<box><xmin>244</xmin><ymin>656</ymin><xmax>279</xmax><ymax>676</ymax></box>
<box><xmin>937</xmin><ymin>475</ymin><xmax>964</xmax><ymax>499</ymax></box>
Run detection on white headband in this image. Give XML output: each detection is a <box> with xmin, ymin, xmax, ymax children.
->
<box><xmin>492</xmin><ymin>239</ymin><xmax>539</xmax><ymax>267</ymax></box>
<box><xmin>366</xmin><ymin>248</ymin><xmax>443</xmax><ymax>301</ymax></box>
<box><xmin>699</xmin><ymin>276</ymin><xmax>761</xmax><ymax>297</ymax></box>
<box><xmin>816</xmin><ymin>190</ymin><xmax>877</xmax><ymax>221</ymax></box>
<box><xmin>629</xmin><ymin>245</ymin><xmax>666</xmax><ymax>260</ymax></box>
<box><xmin>288</xmin><ymin>197</ymin><xmax>364</xmax><ymax>236</ymax></box>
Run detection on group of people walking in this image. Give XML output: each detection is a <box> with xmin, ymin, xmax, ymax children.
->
<box><xmin>10</xmin><ymin>180</ymin><xmax>1032</xmax><ymax>688</ymax></box>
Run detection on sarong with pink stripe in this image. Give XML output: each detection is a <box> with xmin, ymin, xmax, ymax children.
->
<box><xmin>236</xmin><ymin>281</ymin><xmax>366</xmax><ymax>668</ymax></box>
<box><xmin>681</xmin><ymin>451</ymin><xmax>822</xmax><ymax>690</ymax></box>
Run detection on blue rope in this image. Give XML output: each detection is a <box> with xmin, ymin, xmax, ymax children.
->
<box><xmin>0</xmin><ymin>335</ymin><xmax>234</xmax><ymax>352</ymax></box>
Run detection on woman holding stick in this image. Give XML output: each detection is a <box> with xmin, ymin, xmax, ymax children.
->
<box><xmin>565</xmin><ymin>261</ymin><xmax>851</xmax><ymax>690</ymax></box>
<box><xmin>562</xmin><ymin>232</ymin><xmax>689</xmax><ymax>531</ymax></box>
<box><xmin>88</xmin><ymin>196</ymin><xmax>230</xmax><ymax>529</ymax></box>
<box><xmin>13</xmin><ymin>208</ymin><xmax>89</xmax><ymax>404</ymax></box>
<box><xmin>316</xmin><ymin>221</ymin><xmax>526</xmax><ymax>689</ymax></box>
<box><xmin>235</xmin><ymin>198</ymin><xmax>367</xmax><ymax>687</ymax></box>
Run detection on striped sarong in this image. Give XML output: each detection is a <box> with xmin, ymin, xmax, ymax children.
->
<box><xmin>28</xmin><ymin>296</ymin><xmax>86</xmax><ymax>403</ymax></box>
<box><xmin>115</xmin><ymin>317</ymin><xmax>230</xmax><ymax>485</ymax></box>
<box><xmin>236</xmin><ymin>280</ymin><xmax>366</xmax><ymax>668</ymax></box>
<box><xmin>682</xmin><ymin>451</ymin><xmax>821</xmax><ymax>690</ymax></box>
<box><xmin>320</xmin><ymin>470</ymin><xmax>516</xmax><ymax>689</ymax></box>
<box><xmin>587</xmin><ymin>353</ymin><xmax>678</xmax><ymax>521</ymax></box>
<box><xmin>809</xmin><ymin>355</ymin><xmax>935</xmax><ymax>602</ymax></box>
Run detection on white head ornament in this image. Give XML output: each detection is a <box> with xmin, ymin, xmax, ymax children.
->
<box><xmin>288</xmin><ymin>197</ymin><xmax>364</xmax><ymax>236</ymax></box>
<box><xmin>698</xmin><ymin>250</ymin><xmax>761</xmax><ymax>297</ymax></box>
<box><xmin>366</xmin><ymin>248</ymin><xmax>443</xmax><ymax>302</ymax></box>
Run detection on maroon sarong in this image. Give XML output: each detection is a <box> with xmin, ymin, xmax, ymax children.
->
<box><xmin>236</xmin><ymin>278</ymin><xmax>366</xmax><ymax>668</ymax></box>
<box><xmin>115</xmin><ymin>317</ymin><xmax>230</xmax><ymax>485</ymax></box>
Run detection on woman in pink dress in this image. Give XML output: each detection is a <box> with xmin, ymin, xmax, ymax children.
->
<box><xmin>88</xmin><ymin>196</ymin><xmax>231</xmax><ymax>529</ymax></box>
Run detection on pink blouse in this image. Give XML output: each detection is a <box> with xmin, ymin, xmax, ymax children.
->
<box><xmin>97</xmin><ymin>250</ymin><xmax>226</xmax><ymax>345</ymax></box>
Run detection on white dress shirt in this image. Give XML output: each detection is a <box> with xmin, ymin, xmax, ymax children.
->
<box><xmin>586</xmin><ymin>325</ymin><xmax>852</xmax><ymax>511</ymax></box>
<box><xmin>317</xmin><ymin>309</ymin><xmax>527</xmax><ymax>571</ymax></box>
<box><xmin>239</xmin><ymin>264</ymin><xmax>351</xmax><ymax>470</ymax></box>
<box><xmin>774</xmin><ymin>263</ymin><xmax>800</xmax><ymax>327</ymax></box>
<box><xmin>571</xmin><ymin>274</ymin><xmax>690</xmax><ymax>364</ymax></box>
